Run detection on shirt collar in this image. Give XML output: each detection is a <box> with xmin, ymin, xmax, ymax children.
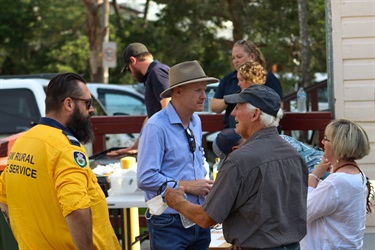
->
<box><xmin>243</xmin><ymin>127</ymin><xmax>279</xmax><ymax>146</ymax></box>
<box><xmin>144</xmin><ymin>60</ymin><xmax>159</xmax><ymax>81</ymax></box>
<box><xmin>38</xmin><ymin>117</ymin><xmax>74</xmax><ymax>136</ymax></box>
<box><xmin>165</xmin><ymin>102</ymin><xmax>198</xmax><ymax>128</ymax></box>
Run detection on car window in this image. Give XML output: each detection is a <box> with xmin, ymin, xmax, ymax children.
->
<box><xmin>91</xmin><ymin>96</ymin><xmax>107</xmax><ymax>116</ymax></box>
<box><xmin>41</xmin><ymin>85</ymin><xmax>107</xmax><ymax>116</ymax></box>
<box><xmin>0</xmin><ymin>88</ymin><xmax>41</xmax><ymax>134</ymax></box>
<box><xmin>97</xmin><ymin>89</ymin><xmax>146</xmax><ymax>115</ymax></box>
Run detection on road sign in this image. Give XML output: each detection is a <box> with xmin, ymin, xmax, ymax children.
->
<box><xmin>103</xmin><ymin>42</ymin><xmax>117</xmax><ymax>68</ymax></box>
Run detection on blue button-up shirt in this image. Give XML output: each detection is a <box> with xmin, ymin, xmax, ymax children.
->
<box><xmin>137</xmin><ymin>103</ymin><xmax>207</xmax><ymax>214</ymax></box>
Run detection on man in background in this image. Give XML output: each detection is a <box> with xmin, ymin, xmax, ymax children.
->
<box><xmin>108</xmin><ymin>42</ymin><xmax>170</xmax><ymax>155</ymax></box>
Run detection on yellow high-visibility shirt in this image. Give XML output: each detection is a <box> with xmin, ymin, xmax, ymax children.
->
<box><xmin>0</xmin><ymin>122</ymin><xmax>120</xmax><ymax>250</ymax></box>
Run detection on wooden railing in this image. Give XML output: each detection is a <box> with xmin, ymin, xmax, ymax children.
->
<box><xmin>90</xmin><ymin>111</ymin><xmax>332</xmax><ymax>154</ymax></box>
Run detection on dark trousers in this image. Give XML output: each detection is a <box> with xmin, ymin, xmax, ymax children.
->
<box><xmin>233</xmin><ymin>242</ymin><xmax>300</xmax><ymax>250</ymax></box>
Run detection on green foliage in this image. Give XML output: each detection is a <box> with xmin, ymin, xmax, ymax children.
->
<box><xmin>0</xmin><ymin>0</ymin><xmax>37</xmax><ymax>74</ymax></box>
<box><xmin>0</xmin><ymin>0</ymin><xmax>327</xmax><ymax>95</ymax></box>
<box><xmin>43</xmin><ymin>36</ymin><xmax>90</xmax><ymax>75</ymax></box>
<box><xmin>0</xmin><ymin>0</ymin><xmax>87</xmax><ymax>75</ymax></box>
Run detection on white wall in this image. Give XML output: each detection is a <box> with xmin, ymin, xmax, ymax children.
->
<box><xmin>329</xmin><ymin>0</ymin><xmax>375</xmax><ymax>228</ymax></box>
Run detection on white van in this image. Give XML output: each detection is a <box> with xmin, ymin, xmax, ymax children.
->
<box><xmin>0</xmin><ymin>78</ymin><xmax>131</xmax><ymax>155</ymax></box>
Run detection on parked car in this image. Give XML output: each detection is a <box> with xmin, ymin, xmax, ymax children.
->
<box><xmin>87</xmin><ymin>83</ymin><xmax>146</xmax><ymax>116</ymax></box>
<box><xmin>0</xmin><ymin>78</ymin><xmax>134</xmax><ymax>156</ymax></box>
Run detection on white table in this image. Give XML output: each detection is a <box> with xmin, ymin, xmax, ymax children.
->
<box><xmin>106</xmin><ymin>190</ymin><xmax>146</xmax><ymax>250</ymax></box>
<box><xmin>106</xmin><ymin>190</ymin><xmax>146</xmax><ymax>208</ymax></box>
<box><xmin>106</xmin><ymin>191</ymin><xmax>232</xmax><ymax>250</ymax></box>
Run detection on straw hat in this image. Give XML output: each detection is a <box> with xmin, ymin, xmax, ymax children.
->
<box><xmin>160</xmin><ymin>60</ymin><xmax>218</xmax><ymax>98</ymax></box>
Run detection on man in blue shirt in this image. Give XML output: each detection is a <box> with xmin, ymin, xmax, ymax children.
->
<box><xmin>137</xmin><ymin>60</ymin><xmax>218</xmax><ymax>250</ymax></box>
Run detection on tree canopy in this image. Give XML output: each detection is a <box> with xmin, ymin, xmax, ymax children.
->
<box><xmin>0</xmin><ymin>0</ymin><xmax>326</xmax><ymax>95</ymax></box>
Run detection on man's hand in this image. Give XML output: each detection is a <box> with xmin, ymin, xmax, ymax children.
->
<box><xmin>179</xmin><ymin>179</ymin><xmax>214</xmax><ymax>196</ymax></box>
<box><xmin>165</xmin><ymin>186</ymin><xmax>217</xmax><ymax>228</ymax></box>
<box><xmin>165</xmin><ymin>187</ymin><xmax>186</xmax><ymax>210</ymax></box>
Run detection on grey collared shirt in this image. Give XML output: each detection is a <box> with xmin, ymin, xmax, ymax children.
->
<box><xmin>203</xmin><ymin>127</ymin><xmax>308</xmax><ymax>248</ymax></box>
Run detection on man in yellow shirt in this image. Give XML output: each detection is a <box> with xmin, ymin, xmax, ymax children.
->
<box><xmin>0</xmin><ymin>73</ymin><xmax>120</xmax><ymax>249</ymax></box>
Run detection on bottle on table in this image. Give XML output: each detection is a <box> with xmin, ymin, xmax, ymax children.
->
<box><xmin>213</xmin><ymin>158</ymin><xmax>220</xmax><ymax>180</ymax></box>
<box><xmin>297</xmin><ymin>87</ymin><xmax>307</xmax><ymax>112</ymax></box>
<box><xmin>207</xmin><ymin>89</ymin><xmax>215</xmax><ymax>112</ymax></box>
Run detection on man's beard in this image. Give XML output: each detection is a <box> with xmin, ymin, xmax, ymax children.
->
<box><xmin>66</xmin><ymin>106</ymin><xmax>94</xmax><ymax>144</ymax></box>
<box><xmin>133</xmin><ymin>68</ymin><xmax>146</xmax><ymax>83</ymax></box>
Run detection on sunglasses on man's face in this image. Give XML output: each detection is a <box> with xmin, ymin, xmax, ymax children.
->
<box><xmin>62</xmin><ymin>97</ymin><xmax>92</xmax><ymax>110</ymax></box>
<box><xmin>185</xmin><ymin>127</ymin><xmax>196</xmax><ymax>153</ymax></box>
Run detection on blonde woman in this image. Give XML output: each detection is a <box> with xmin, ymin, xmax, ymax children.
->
<box><xmin>300</xmin><ymin>119</ymin><xmax>373</xmax><ymax>249</ymax></box>
<box><xmin>237</xmin><ymin>61</ymin><xmax>267</xmax><ymax>90</ymax></box>
<box><xmin>210</xmin><ymin>39</ymin><xmax>282</xmax><ymax>128</ymax></box>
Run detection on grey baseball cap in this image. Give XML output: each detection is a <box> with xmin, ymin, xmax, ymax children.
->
<box><xmin>224</xmin><ymin>85</ymin><xmax>281</xmax><ymax>117</ymax></box>
<box><xmin>120</xmin><ymin>43</ymin><xmax>149</xmax><ymax>74</ymax></box>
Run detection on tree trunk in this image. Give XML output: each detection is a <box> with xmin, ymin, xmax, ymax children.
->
<box><xmin>143</xmin><ymin>0</ymin><xmax>150</xmax><ymax>28</ymax></box>
<box><xmin>227</xmin><ymin>0</ymin><xmax>245</xmax><ymax>42</ymax></box>
<box><xmin>298</xmin><ymin>0</ymin><xmax>311</xmax><ymax>88</ymax></box>
<box><xmin>83</xmin><ymin>0</ymin><xmax>105</xmax><ymax>82</ymax></box>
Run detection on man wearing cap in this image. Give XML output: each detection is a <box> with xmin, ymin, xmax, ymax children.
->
<box><xmin>165</xmin><ymin>85</ymin><xmax>308</xmax><ymax>249</ymax></box>
<box><xmin>137</xmin><ymin>60</ymin><xmax>218</xmax><ymax>249</ymax></box>
<box><xmin>108</xmin><ymin>42</ymin><xmax>170</xmax><ymax>155</ymax></box>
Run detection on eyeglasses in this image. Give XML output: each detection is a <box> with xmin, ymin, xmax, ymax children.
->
<box><xmin>185</xmin><ymin>127</ymin><xmax>196</xmax><ymax>153</ymax></box>
<box><xmin>238</xmin><ymin>39</ymin><xmax>247</xmax><ymax>45</ymax></box>
<box><xmin>323</xmin><ymin>135</ymin><xmax>331</xmax><ymax>142</ymax></box>
<box><xmin>237</xmin><ymin>39</ymin><xmax>253</xmax><ymax>53</ymax></box>
<box><xmin>70</xmin><ymin>97</ymin><xmax>92</xmax><ymax>110</ymax></box>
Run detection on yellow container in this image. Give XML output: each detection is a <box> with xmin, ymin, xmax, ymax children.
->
<box><xmin>121</xmin><ymin>156</ymin><xmax>136</xmax><ymax>169</ymax></box>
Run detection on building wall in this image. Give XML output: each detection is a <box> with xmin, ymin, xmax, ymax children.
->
<box><xmin>330</xmin><ymin>0</ymin><xmax>375</xmax><ymax>229</ymax></box>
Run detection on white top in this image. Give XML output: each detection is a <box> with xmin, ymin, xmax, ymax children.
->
<box><xmin>300</xmin><ymin>172</ymin><xmax>368</xmax><ymax>250</ymax></box>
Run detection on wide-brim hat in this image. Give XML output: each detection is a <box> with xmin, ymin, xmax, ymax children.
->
<box><xmin>160</xmin><ymin>60</ymin><xmax>218</xmax><ymax>98</ymax></box>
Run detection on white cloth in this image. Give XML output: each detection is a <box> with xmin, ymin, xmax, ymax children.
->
<box><xmin>300</xmin><ymin>172</ymin><xmax>368</xmax><ymax>250</ymax></box>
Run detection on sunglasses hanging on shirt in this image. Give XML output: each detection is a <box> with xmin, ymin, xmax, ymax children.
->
<box><xmin>185</xmin><ymin>127</ymin><xmax>196</xmax><ymax>153</ymax></box>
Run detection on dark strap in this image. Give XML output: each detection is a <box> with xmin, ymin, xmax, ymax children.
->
<box><xmin>334</xmin><ymin>163</ymin><xmax>364</xmax><ymax>183</ymax></box>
